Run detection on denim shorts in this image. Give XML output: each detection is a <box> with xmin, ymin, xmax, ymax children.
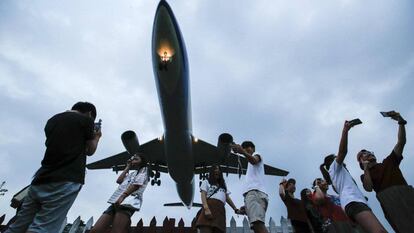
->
<box><xmin>5</xmin><ymin>182</ymin><xmax>82</xmax><ymax>233</ymax></box>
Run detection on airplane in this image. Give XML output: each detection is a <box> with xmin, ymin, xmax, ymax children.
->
<box><xmin>86</xmin><ymin>0</ymin><xmax>289</xmax><ymax>208</ymax></box>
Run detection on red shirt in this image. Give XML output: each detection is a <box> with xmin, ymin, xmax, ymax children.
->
<box><xmin>311</xmin><ymin>192</ymin><xmax>349</xmax><ymax>222</ymax></box>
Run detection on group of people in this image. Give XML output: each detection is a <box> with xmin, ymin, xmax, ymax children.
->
<box><xmin>278</xmin><ymin>112</ymin><xmax>414</xmax><ymax>233</ymax></box>
<box><xmin>3</xmin><ymin>102</ymin><xmax>414</xmax><ymax>233</ymax></box>
<box><xmin>4</xmin><ymin>101</ymin><xmax>273</xmax><ymax>233</ymax></box>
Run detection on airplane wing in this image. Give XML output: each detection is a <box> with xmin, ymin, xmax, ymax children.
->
<box><xmin>87</xmin><ymin>138</ymin><xmax>168</xmax><ymax>173</ymax></box>
<box><xmin>193</xmin><ymin>139</ymin><xmax>289</xmax><ymax>176</ymax></box>
<box><xmin>164</xmin><ymin>202</ymin><xmax>203</xmax><ymax>208</ymax></box>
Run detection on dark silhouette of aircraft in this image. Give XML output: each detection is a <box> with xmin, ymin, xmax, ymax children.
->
<box><xmin>86</xmin><ymin>0</ymin><xmax>288</xmax><ymax>208</ymax></box>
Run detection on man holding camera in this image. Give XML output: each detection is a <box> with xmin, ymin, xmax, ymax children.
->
<box><xmin>357</xmin><ymin>111</ymin><xmax>414</xmax><ymax>233</ymax></box>
<box><xmin>6</xmin><ymin>102</ymin><xmax>102</xmax><ymax>233</ymax></box>
<box><xmin>232</xmin><ymin>141</ymin><xmax>269</xmax><ymax>233</ymax></box>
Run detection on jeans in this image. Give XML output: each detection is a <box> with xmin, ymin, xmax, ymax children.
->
<box><xmin>5</xmin><ymin>182</ymin><xmax>82</xmax><ymax>233</ymax></box>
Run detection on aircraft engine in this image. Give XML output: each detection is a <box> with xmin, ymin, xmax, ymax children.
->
<box><xmin>217</xmin><ymin>133</ymin><xmax>233</xmax><ymax>176</ymax></box>
<box><xmin>121</xmin><ymin>130</ymin><xmax>140</xmax><ymax>155</ymax></box>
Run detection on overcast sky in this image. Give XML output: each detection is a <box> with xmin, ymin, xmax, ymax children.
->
<box><xmin>1</xmin><ymin>0</ymin><xmax>413</xmax><ymax>231</ymax></box>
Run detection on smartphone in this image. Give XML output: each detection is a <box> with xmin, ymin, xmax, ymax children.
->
<box><xmin>94</xmin><ymin>119</ymin><xmax>102</xmax><ymax>132</ymax></box>
<box><xmin>380</xmin><ymin>111</ymin><xmax>393</xmax><ymax>117</ymax></box>
<box><xmin>348</xmin><ymin>118</ymin><xmax>362</xmax><ymax>126</ymax></box>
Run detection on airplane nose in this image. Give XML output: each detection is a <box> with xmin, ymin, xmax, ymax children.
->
<box><xmin>176</xmin><ymin>181</ymin><xmax>194</xmax><ymax>208</ymax></box>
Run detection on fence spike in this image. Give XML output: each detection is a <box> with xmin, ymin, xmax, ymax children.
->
<box><xmin>178</xmin><ymin>218</ymin><xmax>184</xmax><ymax>228</ymax></box>
<box><xmin>68</xmin><ymin>216</ymin><xmax>81</xmax><ymax>233</ymax></box>
<box><xmin>137</xmin><ymin>218</ymin><xmax>144</xmax><ymax>227</ymax></box>
<box><xmin>280</xmin><ymin>216</ymin><xmax>289</xmax><ymax>233</ymax></box>
<box><xmin>82</xmin><ymin>217</ymin><xmax>93</xmax><ymax>233</ymax></box>
<box><xmin>0</xmin><ymin>214</ymin><xmax>5</xmax><ymax>225</ymax></box>
<box><xmin>242</xmin><ymin>217</ymin><xmax>250</xmax><ymax>233</ymax></box>
<box><xmin>268</xmin><ymin>217</ymin><xmax>276</xmax><ymax>233</ymax></box>
<box><xmin>150</xmin><ymin>216</ymin><xmax>157</xmax><ymax>226</ymax></box>
<box><xmin>163</xmin><ymin>216</ymin><xmax>169</xmax><ymax>226</ymax></box>
<box><xmin>229</xmin><ymin>216</ymin><xmax>237</xmax><ymax>233</ymax></box>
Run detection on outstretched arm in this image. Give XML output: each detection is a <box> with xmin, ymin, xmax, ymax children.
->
<box><xmin>85</xmin><ymin>130</ymin><xmax>102</xmax><ymax>156</ymax></box>
<box><xmin>279</xmin><ymin>179</ymin><xmax>287</xmax><ymax>200</ymax></box>
<box><xmin>336</xmin><ymin>121</ymin><xmax>353</xmax><ymax>165</ymax></box>
<box><xmin>389</xmin><ymin>111</ymin><xmax>407</xmax><ymax>157</ymax></box>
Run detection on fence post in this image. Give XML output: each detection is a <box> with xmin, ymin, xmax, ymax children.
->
<box><xmin>134</xmin><ymin>218</ymin><xmax>144</xmax><ymax>233</ymax></box>
<box><xmin>68</xmin><ymin>216</ymin><xmax>81</xmax><ymax>233</ymax></box>
<box><xmin>280</xmin><ymin>216</ymin><xmax>289</xmax><ymax>233</ymax></box>
<box><xmin>82</xmin><ymin>217</ymin><xmax>93</xmax><ymax>233</ymax></box>
<box><xmin>148</xmin><ymin>216</ymin><xmax>157</xmax><ymax>233</ymax></box>
<box><xmin>242</xmin><ymin>217</ymin><xmax>250</xmax><ymax>233</ymax></box>
<box><xmin>177</xmin><ymin>218</ymin><xmax>185</xmax><ymax>233</ymax></box>
<box><xmin>268</xmin><ymin>217</ymin><xmax>276</xmax><ymax>233</ymax></box>
<box><xmin>229</xmin><ymin>216</ymin><xmax>237</xmax><ymax>233</ymax></box>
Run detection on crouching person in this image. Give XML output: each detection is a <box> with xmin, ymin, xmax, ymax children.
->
<box><xmin>90</xmin><ymin>154</ymin><xmax>148</xmax><ymax>233</ymax></box>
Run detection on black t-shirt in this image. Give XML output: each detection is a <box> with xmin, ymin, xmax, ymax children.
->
<box><xmin>32</xmin><ymin>111</ymin><xmax>94</xmax><ymax>185</ymax></box>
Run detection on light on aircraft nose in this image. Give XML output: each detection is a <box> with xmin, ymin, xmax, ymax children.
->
<box><xmin>161</xmin><ymin>51</ymin><xmax>172</xmax><ymax>63</ymax></box>
<box><xmin>193</xmin><ymin>137</ymin><xmax>198</xmax><ymax>143</ymax></box>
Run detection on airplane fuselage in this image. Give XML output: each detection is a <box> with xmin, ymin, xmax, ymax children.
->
<box><xmin>152</xmin><ymin>0</ymin><xmax>194</xmax><ymax>207</ymax></box>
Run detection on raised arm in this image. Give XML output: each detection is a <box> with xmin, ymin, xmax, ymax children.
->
<box><xmin>116</xmin><ymin>161</ymin><xmax>131</xmax><ymax>184</ymax></box>
<box><xmin>85</xmin><ymin>130</ymin><xmax>102</xmax><ymax>156</ymax></box>
<box><xmin>336</xmin><ymin>121</ymin><xmax>353</xmax><ymax>165</ymax></box>
<box><xmin>279</xmin><ymin>179</ymin><xmax>287</xmax><ymax>200</ymax></box>
<box><xmin>361</xmin><ymin>161</ymin><xmax>374</xmax><ymax>192</ymax></box>
<box><xmin>232</xmin><ymin>144</ymin><xmax>260</xmax><ymax>164</ymax></box>
<box><xmin>389</xmin><ymin>111</ymin><xmax>407</xmax><ymax>156</ymax></box>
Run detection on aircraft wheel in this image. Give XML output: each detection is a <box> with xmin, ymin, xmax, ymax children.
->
<box><xmin>151</xmin><ymin>179</ymin><xmax>155</xmax><ymax>186</ymax></box>
<box><xmin>157</xmin><ymin>180</ymin><xmax>161</xmax><ymax>186</ymax></box>
<box><xmin>155</xmin><ymin>172</ymin><xmax>160</xmax><ymax>178</ymax></box>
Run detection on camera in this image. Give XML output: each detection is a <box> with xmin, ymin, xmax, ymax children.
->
<box><xmin>94</xmin><ymin>119</ymin><xmax>102</xmax><ymax>132</ymax></box>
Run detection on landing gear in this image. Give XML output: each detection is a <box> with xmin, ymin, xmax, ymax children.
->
<box><xmin>198</xmin><ymin>172</ymin><xmax>208</xmax><ymax>186</ymax></box>
<box><xmin>150</xmin><ymin>171</ymin><xmax>161</xmax><ymax>186</ymax></box>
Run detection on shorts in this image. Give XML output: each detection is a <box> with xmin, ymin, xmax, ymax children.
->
<box><xmin>103</xmin><ymin>204</ymin><xmax>136</xmax><ymax>218</ymax></box>
<box><xmin>344</xmin><ymin>202</ymin><xmax>371</xmax><ymax>221</ymax></box>
<box><xmin>244</xmin><ymin>190</ymin><xmax>268</xmax><ymax>226</ymax></box>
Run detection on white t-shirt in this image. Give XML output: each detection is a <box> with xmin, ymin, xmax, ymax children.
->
<box><xmin>243</xmin><ymin>153</ymin><xmax>267</xmax><ymax>195</ymax></box>
<box><xmin>200</xmin><ymin>180</ymin><xmax>229</xmax><ymax>204</ymax></box>
<box><xmin>108</xmin><ymin>167</ymin><xmax>149</xmax><ymax>206</ymax></box>
<box><xmin>328</xmin><ymin>160</ymin><xmax>367</xmax><ymax>210</ymax></box>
